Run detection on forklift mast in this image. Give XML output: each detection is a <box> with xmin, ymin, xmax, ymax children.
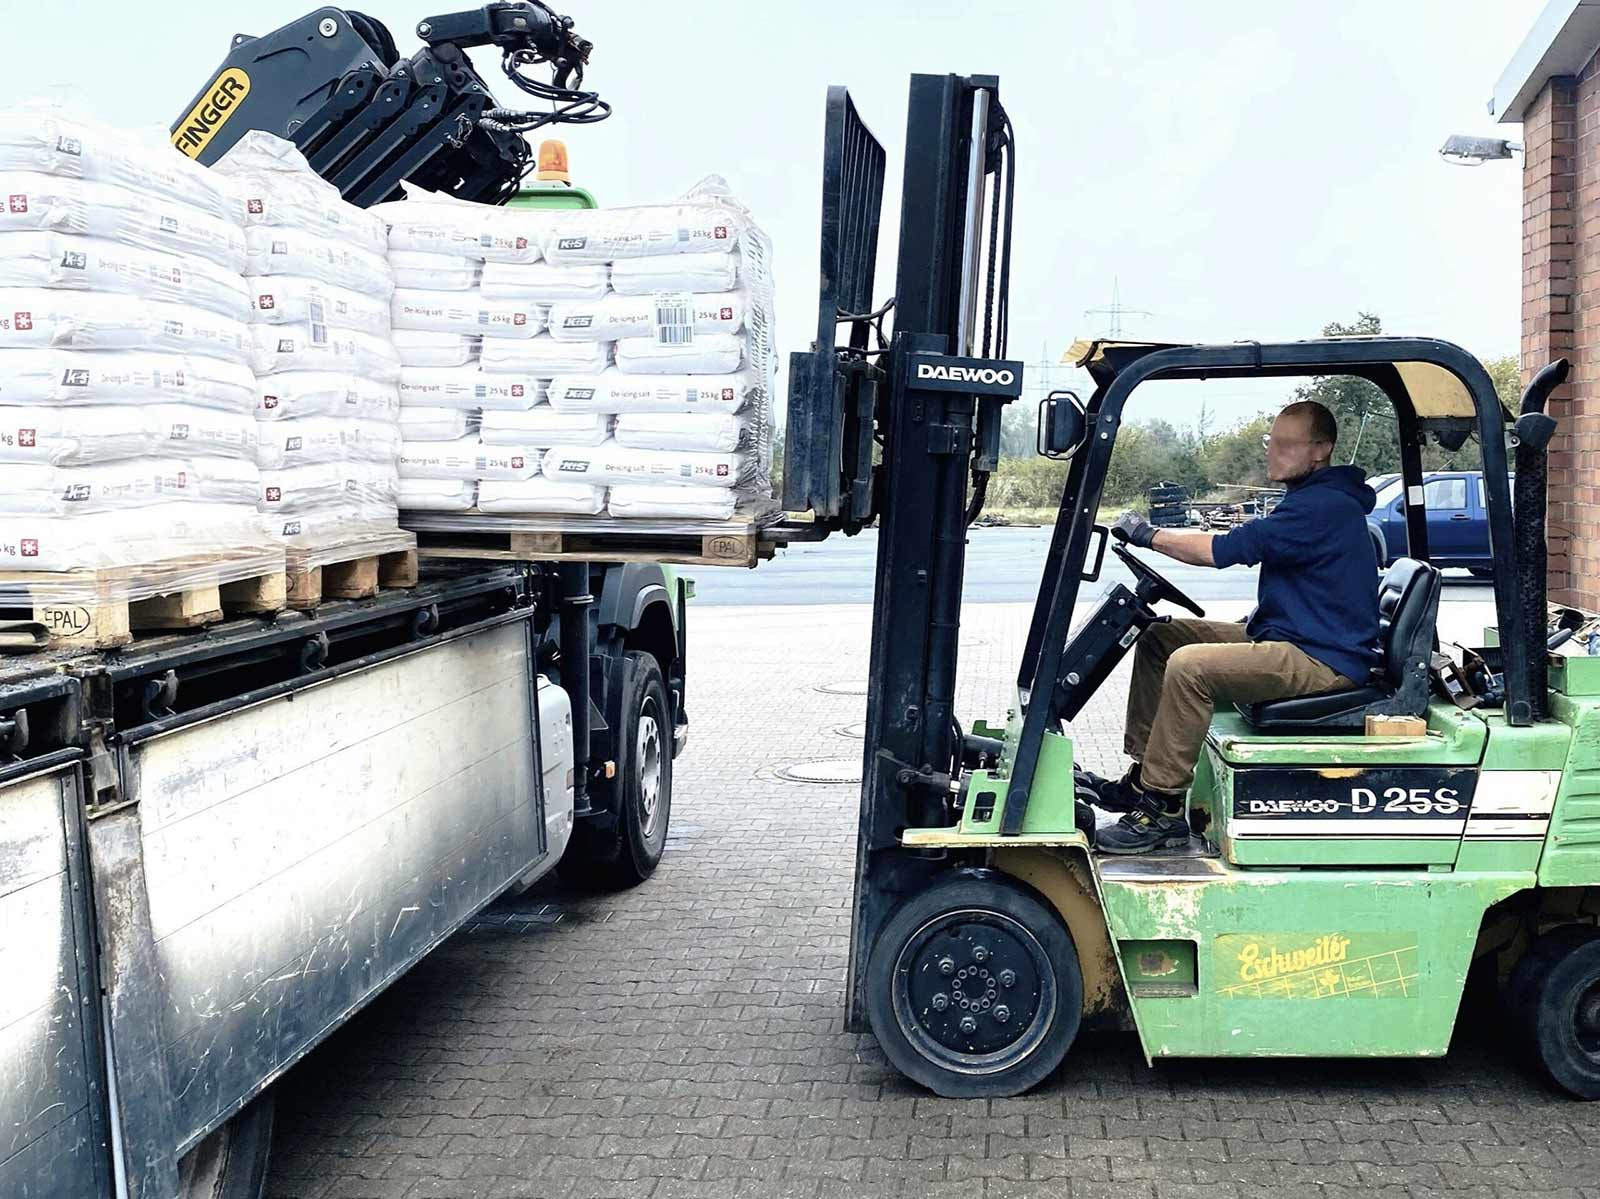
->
<box><xmin>785</xmin><ymin>75</ymin><xmax>1023</xmax><ymax>1030</ymax></box>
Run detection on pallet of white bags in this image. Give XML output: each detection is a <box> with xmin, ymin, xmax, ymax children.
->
<box><xmin>407</xmin><ymin>515</ymin><xmax>773</xmax><ymax>569</ymax></box>
<box><xmin>0</xmin><ymin>560</ymin><xmax>289</xmax><ymax>651</ymax></box>
<box><xmin>283</xmin><ymin>530</ymin><xmax>420</xmax><ymax>610</ymax></box>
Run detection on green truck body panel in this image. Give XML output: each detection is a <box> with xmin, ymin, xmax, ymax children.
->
<box><xmin>504</xmin><ymin>183</ymin><xmax>600</xmax><ymax>210</ymax></box>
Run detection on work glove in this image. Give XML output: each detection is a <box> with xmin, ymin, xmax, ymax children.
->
<box><xmin>1111</xmin><ymin>511</ymin><xmax>1157</xmax><ymax>549</ymax></box>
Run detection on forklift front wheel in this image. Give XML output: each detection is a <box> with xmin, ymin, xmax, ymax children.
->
<box><xmin>1517</xmin><ymin>924</ymin><xmax>1600</xmax><ymax>1099</ymax></box>
<box><xmin>866</xmin><ymin>871</ymin><xmax>1082</xmax><ymax>1098</ymax></box>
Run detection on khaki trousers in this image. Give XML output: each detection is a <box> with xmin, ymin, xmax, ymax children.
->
<box><xmin>1125</xmin><ymin>619</ymin><xmax>1353</xmax><ymax>795</ymax></box>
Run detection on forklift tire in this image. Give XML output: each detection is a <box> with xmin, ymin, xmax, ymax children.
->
<box><xmin>1518</xmin><ymin>925</ymin><xmax>1600</xmax><ymax>1098</ymax></box>
<box><xmin>566</xmin><ymin>651</ymin><xmax>672</xmax><ymax>890</ymax></box>
<box><xmin>866</xmin><ymin>871</ymin><xmax>1082</xmax><ymax>1098</ymax></box>
<box><xmin>176</xmin><ymin>1093</ymin><xmax>275</xmax><ymax>1199</ymax></box>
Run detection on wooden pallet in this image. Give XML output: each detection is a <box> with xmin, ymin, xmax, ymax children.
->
<box><xmin>414</xmin><ymin>525</ymin><xmax>772</xmax><ymax>569</ymax></box>
<box><xmin>285</xmin><ymin>536</ymin><xmax>419</xmax><ymax>611</ymax></box>
<box><xmin>0</xmin><ymin>567</ymin><xmax>289</xmax><ymax>651</ymax></box>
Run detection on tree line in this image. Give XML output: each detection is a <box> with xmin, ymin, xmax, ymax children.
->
<box><xmin>986</xmin><ymin>314</ymin><xmax>1519</xmax><ymax>511</ymax></box>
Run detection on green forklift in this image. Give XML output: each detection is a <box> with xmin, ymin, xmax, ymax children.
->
<box><xmin>784</xmin><ymin>73</ymin><xmax>1600</xmax><ymax>1099</ymax></box>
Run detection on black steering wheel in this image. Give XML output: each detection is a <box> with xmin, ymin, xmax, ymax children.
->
<box><xmin>1111</xmin><ymin>542</ymin><xmax>1206</xmax><ymax>618</ymax></box>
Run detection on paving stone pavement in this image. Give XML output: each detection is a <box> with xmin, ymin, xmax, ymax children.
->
<box><xmin>265</xmin><ymin>598</ymin><xmax>1597</xmax><ymax>1199</ymax></box>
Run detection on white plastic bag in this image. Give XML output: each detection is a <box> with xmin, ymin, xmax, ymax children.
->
<box><xmin>542</xmin><ymin>202</ymin><xmax>744</xmax><ymax>263</ymax></box>
<box><xmin>255</xmin><ymin>418</ymin><xmax>400</xmax><ymax>470</ymax></box>
<box><xmin>259</xmin><ymin>462</ymin><xmax>395</xmax><ymax>515</ymax></box>
<box><xmin>398</xmin><ymin>366</ymin><xmax>540</xmax><ymax>411</ymax></box>
<box><xmin>0</xmin><ymin>348</ymin><xmax>257</xmax><ymax>411</ymax></box>
<box><xmin>248</xmin><ymin>276</ymin><xmax>391</xmax><ymax>337</ymax></box>
<box><xmin>480</xmin><ymin>408</ymin><xmax>609</xmax><ymax>447</ymax></box>
<box><xmin>373</xmin><ymin>199</ymin><xmax>549</xmax><ymax>263</ymax></box>
<box><xmin>609</xmin><ymin>251</ymin><xmax>739</xmax><ymax>296</ymax></box>
<box><xmin>211</xmin><ymin>132</ymin><xmax>389</xmax><ymax>252</ymax></box>
<box><xmin>243</xmin><ymin>227</ymin><xmax>393</xmax><ymax>297</ymax></box>
<box><xmin>250</xmin><ymin>324</ymin><xmax>402</xmax><ymax>380</ymax></box>
<box><xmin>480</xmin><ymin>334</ymin><xmax>610</xmax><ymax>374</ymax></box>
<box><xmin>607</xmin><ymin>484</ymin><xmax>739</xmax><ymax>520</ymax></box>
<box><xmin>0</xmin><ymin>110</ymin><xmax>234</xmax><ymax>220</ymax></box>
<box><xmin>262</xmin><ymin>506</ymin><xmax>398</xmax><ymax>547</ymax></box>
<box><xmin>614</xmin><ymin>412</ymin><xmax>748</xmax><ymax>454</ymax></box>
<box><xmin>399</xmin><ymin>407</ymin><xmax>476</xmax><ymax>442</ymax></box>
<box><xmin>480</xmin><ymin>261</ymin><xmax>609</xmax><ymax>301</ymax></box>
<box><xmin>0</xmin><ymin>172</ymin><xmax>248</xmax><ymax>272</ymax></box>
<box><xmin>0</xmin><ymin>405</ymin><xmax>258</xmax><ymax>465</ymax></box>
<box><xmin>545</xmin><ymin>370</ymin><xmax>752</xmax><ymax>415</ymax></box>
<box><xmin>541</xmin><ymin>439</ymin><xmax>750</xmax><ymax>489</ymax></box>
<box><xmin>400</xmin><ymin>436</ymin><xmax>540</xmax><ymax>481</ymax></box>
<box><xmin>0</xmin><ymin>503</ymin><xmax>272</xmax><ymax>572</ymax></box>
<box><xmin>393</xmin><ymin>330</ymin><xmax>479</xmax><ymax>368</ymax></box>
<box><xmin>255</xmin><ymin>372</ymin><xmax>400</xmax><ymax>420</ymax></box>
<box><xmin>389</xmin><ymin>250</ymin><xmax>480</xmax><ymax>291</ymax></box>
<box><xmin>398</xmin><ymin>478</ymin><xmax>476</xmax><ymax>512</ymax></box>
<box><xmin>0</xmin><ymin>232</ymin><xmax>251</xmax><ymax>322</ymax></box>
<box><xmin>391</xmin><ymin>288</ymin><xmax>542</xmax><ymax>338</ymax></box>
<box><xmin>614</xmin><ymin>333</ymin><xmax>743</xmax><ymax>375</ymax></box>
<box><xmin>476</xmin><ymin>478</ymin><xmax>606</xmax><ymax>515</ymax></box>
<box><xmin>1</xmin><ymin>455</ymin><xmax>260</xmax><ymax>514</ymax></box>
<box><xmin>0</xmin><ymin>290</ymin><xmax>251</xmax><ymax>362</ymax></box>
<box><xmin>548</xmin><ymin>291</ymin><xmax>744</xmax><ymax>342</ymax></box>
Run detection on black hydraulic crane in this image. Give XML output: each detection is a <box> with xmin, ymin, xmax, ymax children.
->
<box><xmin>171</xmin><ymin>2</ymin><xmax>608</xmax><ymax>207</ymax></box>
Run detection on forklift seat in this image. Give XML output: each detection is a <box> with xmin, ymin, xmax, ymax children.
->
<box><xmin>1236</xmin><ymin>557</ymin><xmax>1442</xmax><ymax>731</ymax></box>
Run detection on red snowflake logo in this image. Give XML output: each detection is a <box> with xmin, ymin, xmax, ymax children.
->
<box><xmin>515</xmin><ymin>237</ymin><xmax>528</xmax><ymax>250</ymax></box>
<box><xmin>513</xmin><ymin>312</ymin><xmax>527</xmax><ymax>326</ymax></box>
<box><xmin>511</xmin><ymin>456</ymin><xmax>525</xmax><ymax>469</ymax></box>
<box><xmin>714</xmin><ymin>226</ymin><xmax>729</xmax><ymax>239</ymax></box>
<box><xmin>20</xmin><ymin>539</ymin><xmax>38</xmax><ymax>557</ymax></box>
<box><xmin>721</xmin><ymin>388</ymin><xmax>734</xmax><ymax>401</ymax></box>
<box><xmin>14</xmin><ymin>312</ymin><xmax>32</xmax><ymax>331</ymax></box>
<box><xmin>720</xmin><ymin>307</ymin><xmax>733</xmax><ymax>321</ymax></box>
<box><xmin>258</xmin><ymin>294</ymin><xmax>276</xmax><ymax>310</ymax></box>
<box><xmin>18</xmin><ymin>429</ymin><xmax>35</xmax><ymax>447</ymax></box>
<box><xmin>7</xmin><ymin>194</ymin><xmax>26</xmax><ymax>213</ymax></box>
<box><xmin>511</xmin><ymin>384</ymin><xmax>525</xmax><ymax>398</ymax></box>
<box><xmin>265</xmin><ymin>486</ymin><xmax>281</xmax><ymax>502</ymax></box>
<box><xmin>247</xmin><ymin>198</ymin><xmax>265</xmax><ymax>214</ymax></box>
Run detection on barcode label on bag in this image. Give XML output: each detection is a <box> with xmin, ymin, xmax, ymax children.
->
<box><xmin>654</xmin><ymin>291</ymin><xmax>693</xmax><ymax>346</ymax></box>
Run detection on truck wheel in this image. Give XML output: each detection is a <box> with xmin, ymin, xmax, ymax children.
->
<box><xmin>176</xmin><ymin>1094</ymin><xmax>275</xmax><ymax>1199</ymax></box>
<box><xmin>865</xmin><ymin>871</ymin><xmax>1082</xmax><ymax>1098</ymax></box>
<box><xmin>566</xmin><ymin>651</ymin><xmax>672</xmax><ymax>889</ymax></box>
<box><xmin>1517</xmin><ymin>925</ymin><xmax>1600</xmax><ymax>1098</ymax></box>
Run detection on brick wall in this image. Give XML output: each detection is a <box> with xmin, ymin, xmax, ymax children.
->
<box><xmin>1523</xmin><ymin>58</ymin><xmax>1600</xmax><ymax>608</ymax></box>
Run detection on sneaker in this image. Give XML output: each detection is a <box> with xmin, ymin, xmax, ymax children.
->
<box><xmin>1077</xmin><ymin>766</ymin><xmax>1143</xmax><ymax>814</ymax></box>
<box><xmin>1095</xmin><ymin>792</ymin><xmax>1189</xmax><ymax>854</ymax></box>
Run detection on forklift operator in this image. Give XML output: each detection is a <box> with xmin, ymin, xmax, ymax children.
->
<box><xmin>1088</xmin><ymin>400</ymin><xmax>1380</xmax><ymax>854</ymax></box>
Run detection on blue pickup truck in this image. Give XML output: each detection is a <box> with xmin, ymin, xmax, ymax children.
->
<box><xmin>1367</xmin><ymin>470</ymin><xmax>1507</xmax><ymax>576</ymax></box>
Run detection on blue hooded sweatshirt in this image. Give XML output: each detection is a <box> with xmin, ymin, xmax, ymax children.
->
<box><xmin>1211</xmin><ymin>465</ymin><xmax>1380</xmax><ymax>684</ymax></box>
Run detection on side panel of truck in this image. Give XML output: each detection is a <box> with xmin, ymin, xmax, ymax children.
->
<box><xmin>0</xmin><ymin>760</ymin><xmax>108</xmax><ymax>1199</ymax></box>
<box><xmin>88</xmin><ymin>615</ymin><xmax>571</xmax><ymax>1184</ymax></box>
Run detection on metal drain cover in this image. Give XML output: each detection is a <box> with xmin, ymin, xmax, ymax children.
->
<box><xmin>834</xmin><ymin>722</ymin><xmax>867</xmax><ymax>739</ymax></box>
<box><xmin>816</xmin><ymin>681</ymin><xmax>868</xmax><ymax>696</ymax></box>
<box><xmin>776</xmin><ymin>759</ymin><xmax>862</xmax><ymax>784</ymax></box>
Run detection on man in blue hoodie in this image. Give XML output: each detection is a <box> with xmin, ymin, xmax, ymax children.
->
<box><xmin>1090</xmin><ymin>399</ymin><xmax>1379</xmax><ymax>854</ymax></box>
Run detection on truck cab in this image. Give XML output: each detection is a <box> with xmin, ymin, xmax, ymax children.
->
<box><xmin>1369</xmin><ymin>470</ymin><xmax>1511</xmax><ymax>574</ymax></box>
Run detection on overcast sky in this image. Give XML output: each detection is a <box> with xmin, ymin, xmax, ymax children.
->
<box><xmin>0</xmin><ymin>0</ymin><xmax>1547</xmax><ymax>428</ymax></box>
